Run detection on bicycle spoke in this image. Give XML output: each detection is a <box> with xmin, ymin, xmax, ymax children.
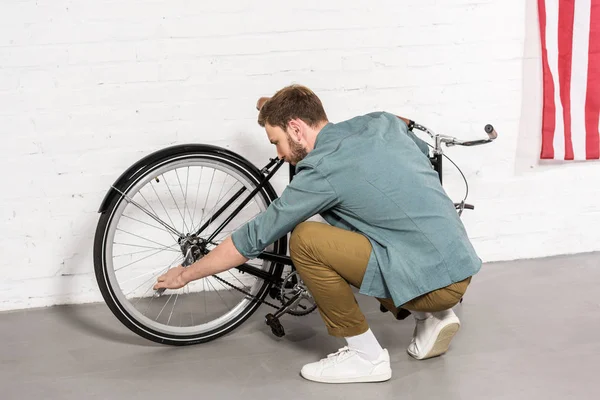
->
<box><xmin>184</xmin><ymin>167</ymin><xmax>195</xmax><ymax>230</ymax></box>
<box><xmin>203</xmin><ymin>278</ymin><xmax>208</xmax><ymax>317</ymax></box>
<box><xmin>196</xmin><ymin>174</ymin><xmax>229</xmax><ymax>231</ymax></box>
<box><xmin>114</xmin><ymin>241</ymin><xmax>179</xmax><ymax>272</ymax></box>
<box><xmin>180</xmin><ymin>293</ymin><xmax>184</xmax><ymax>328</ymax></box>
<box><xmin>121</xmin><ymin>213</ymin><xmax>179</xmax><ymax>240</ymax></box>
<box><xmin>133</xmin><ymin>253</ymin><xmax>182</xmax><ymax>308</ymax></box>
<box><xmin>161</xmin><ymin>173</ymin><xmax>191</xmax><ymax>234</ymax></box>
<box><xmin>190</xmin><ymin>166</ymin><xmax>204</xmax><ymax>231</ymax></box>
<box><xmin>215</xmin><ymin>276</ymin><xmax>246</xmax><ymax>303</ymax></box>
<box><xmin>142</xmin><ymin>293</ymin><xmax>157</xmax><ymax>315</ymax></box>
<box><xmin>129</xmin><ymin>266</ymin><xmax>171</xmax><ymax>298</ymax></box>
<box><xmin>115</xmin><ymin>228</ymin><xmax>175</xmax><ymax>253</ymax></box>
<box><xmin>114</xmin><ymin>244</ymin><xmax>179</xmax><ymax>258</ymax></box>
<box><xmin>204</xmin><ymin>200</ymin><xmax>256</xmax><ymax>240</ymax></box>
<box><xmin>187</xmin><ymin>285</ymin><xmax>194</xmax><ymax>327</ymax></box>
<box><xmin>112</xmin><ymin>185</ymin><xmax>182</xmax><ymax>238</ymax></box>
<box><xmin>175</xmin><ymin>168</ymin><xmax>194</xmax><ymax>233</ymax></box>
<box><xmin>167</xmin><ymin>290</ymin><xmax>180</xmax><ymax>325</ymax></box>
<box><xmin>227</xmin><ymin>270</ymin><xmax>250</xmax><ymax>290</ymax></box>
<box><xmin>194</xmin><ymin>186</ymin><xmax>248</xmax><ymax>237</ymax></box>
<box><xmin>211</xmin><ymin>230</ymin><xmax>246</xmax><ymax>245</ymax></box>
<box><xmin>122</xmin><ymin>264</ymin><xmax>173</xmax><ymax>287</ymax></box>
<box><xmin>155</xmin><ymin>293</ymin><xmax>175</xmax><ymax>321</ymax></box>
<box><xmin>206</xmin><ymin>201</ymin><xmax>258</xmax><ymax>242</ymax></box>
<box><xmin>205</xmin><ymin>181</ymin><xmax>268</xmax><ymax>243</ymax></box>
<box><xmin>139</xmin><ymin>191</ymin><xmax>179</xmax><ymax>243</ymax></box>
<box><xmin>149</xmin><ymin>180</ymin><xmax>179</xmax><ymax>237</ymax></box>
<box><xmin>192</xmin><ymin>178</ymin><xmax>238</xmax><ymax>234</ymax></box>
<box><xmin>113</xmin><ymin>242</ymin><xmax>180</xmax><ymax>252</ymax></box>
<box><xmin>205</xmin><ymin>277</ymin><xmax>232</xmax><ymax>311</ymax></box>
<box><xmin>198</xmin><ymin>169</ymin><xmax>216</xmax><ymax>229</ymax></box>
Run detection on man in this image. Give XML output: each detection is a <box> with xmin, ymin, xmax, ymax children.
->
<box><xmin>154</xmin><ymin>84</ymin><xmax>481</xmax><ymax>384</ymax></box>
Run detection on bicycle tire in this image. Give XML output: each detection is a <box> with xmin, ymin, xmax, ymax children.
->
<box><xmin>93</xmin><ymin>144</ymin><xmax>287</xmax><ymax>346</ymax></box>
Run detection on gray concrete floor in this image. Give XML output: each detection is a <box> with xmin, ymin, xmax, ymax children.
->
<box><xmin>2</xmin><ymin>252</ymin><xmax>599</xmax><ymax>399</ymax></box>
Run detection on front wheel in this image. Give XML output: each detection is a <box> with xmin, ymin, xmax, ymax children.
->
<box><xmin>93</xmin><ymin>146</ymin><xmax>286</xmax><ymax>345</ymax></box>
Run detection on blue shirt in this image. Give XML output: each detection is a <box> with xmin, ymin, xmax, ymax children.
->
<box><xmin>231</xmin><ymin>111</ymin><xmax>482</xmax><ymax>306</ymax></box>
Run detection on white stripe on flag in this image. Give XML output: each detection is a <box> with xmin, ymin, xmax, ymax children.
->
<box><xmin>545</xmin><ymin>0</ymin><xmax>565</xmax><ymax>160</ymax></box>
<box><xmin>571</xmin><ymin>0</ymin><xmax>592</xmax><ymax>160</ymax></box>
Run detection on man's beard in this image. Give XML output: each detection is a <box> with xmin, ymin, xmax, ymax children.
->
<box><xmin>287</xmin><ymin>135</ymin><xmax>308</xmax><ymax>165</ymax></box>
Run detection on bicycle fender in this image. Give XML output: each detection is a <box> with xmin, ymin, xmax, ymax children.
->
<box><xmin>97</xmin><ymin>143</ymin><xmax>276</xmax><ymax>213</ymax></box>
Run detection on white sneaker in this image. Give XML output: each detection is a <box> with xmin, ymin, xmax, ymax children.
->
<box><xmin>300</xmin><ymin>346</ymin><xmax>392</xmax><ymax>383</ymax></box>
<box><xmin>407</xmin><ymin>309</ymin><xmax>461</xmax><ymax>360</ymax></box>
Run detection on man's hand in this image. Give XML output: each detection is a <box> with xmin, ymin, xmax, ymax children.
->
<box><xmin>154</xmin><ymin>265</ymin><xmax>188</xmax><ymax>290</ymax></box>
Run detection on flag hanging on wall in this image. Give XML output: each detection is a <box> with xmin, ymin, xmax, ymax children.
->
<box><xmin>538</xmin><ymin>0</ymin><xmax>600</xmax><ymax>160</ymax></box>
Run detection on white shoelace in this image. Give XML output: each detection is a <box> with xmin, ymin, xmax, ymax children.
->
<box><xmin>326</xmin><ymin>346</ymin><xmax>351</xmax><ymax>358</ymax></box>
<box><xmin>324</xmin><ymin>346</ymin><xmax>371</xmax><ymax>363</ymax></box>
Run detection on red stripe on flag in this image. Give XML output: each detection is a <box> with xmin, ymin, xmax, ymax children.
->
<box><xmin>585</xmin><ymin>0</ymin><xmax>600</xmax><ymax>159</ymax></box>
<box><xmin>539</xmin><ymin>0</ymin><xmax>557</xmax><ymax>159</ymax></box>
<box><xmin>558</xmin><ymin>0</ymin><xmax>575</xmax><ymax>160</ymax></box>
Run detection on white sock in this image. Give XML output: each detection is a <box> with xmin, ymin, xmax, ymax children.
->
<box><xmin>345</xmin><ymin>328</ymin><xmax>383</xmax><ymax>361</ymax></box>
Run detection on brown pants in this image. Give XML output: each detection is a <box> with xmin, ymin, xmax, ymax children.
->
<box><xmin>289</xmin><ymin>221</ymin><xmax>472</xmax><ymax>337</ymax></box>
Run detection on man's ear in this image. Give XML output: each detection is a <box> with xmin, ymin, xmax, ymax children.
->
<box><xmin>288</xmin><ymin>119</ymin><xmax>303</xmax><ymax>142</ymax></box>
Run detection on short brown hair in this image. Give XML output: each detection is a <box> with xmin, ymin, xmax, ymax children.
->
<box><xmin>258</xmin><ymin>84</ymin><xmax>328</xmax><ymax>130</ymax></box>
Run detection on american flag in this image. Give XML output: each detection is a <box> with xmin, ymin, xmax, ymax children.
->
<box><xmin>538</xmin><ymin>0</ymin><xmax>599</xmax><ymax>160</ymax></box>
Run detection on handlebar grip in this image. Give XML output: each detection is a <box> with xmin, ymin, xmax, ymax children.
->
<box><xmin>484</xmin><ymin>124</ymin><xmax>498</xmax><ymax>140</ymax></box>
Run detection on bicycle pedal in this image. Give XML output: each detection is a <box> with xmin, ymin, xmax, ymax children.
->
<box><xmin>265</xmin><ymin>313</ymin><xmax>285</xmax><ymax>337</ymax></box>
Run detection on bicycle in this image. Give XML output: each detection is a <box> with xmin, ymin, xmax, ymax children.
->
<box><xmin>93</xmin><ymin>112</ymin><xmax>498</xmax><ymax>346</ymax></box>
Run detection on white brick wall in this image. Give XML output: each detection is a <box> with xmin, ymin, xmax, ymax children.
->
<box><xmin>1</xmin><ymin>0</ymin><xmax>598</xmax><ymax>311</ymax></box>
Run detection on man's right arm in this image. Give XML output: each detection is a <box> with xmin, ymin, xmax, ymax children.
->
<box><xmin>156</xmin><ymin>165</ymin><xmax>339</xmax><ymax>289</ymax></box>
<box><xmin>231</xmin><ymin>165</ymin><xmax>339</xmax><ymax>259</ymax></box>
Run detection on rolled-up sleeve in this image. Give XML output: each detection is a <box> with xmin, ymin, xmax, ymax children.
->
<box><xmin>231</xmin><ymin>165</ymin><xmax>339</xmax><ymax>259</ymax></box>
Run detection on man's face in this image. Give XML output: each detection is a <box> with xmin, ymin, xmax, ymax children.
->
<box><xmin>265</xmin><ymin>123</ymin><xmax>308</xmax><ymax>165</ymax></box>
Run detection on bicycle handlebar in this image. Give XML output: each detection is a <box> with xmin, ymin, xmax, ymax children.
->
<box><xmin>449</xmin><ymin>124</ymin><xmax>498</xmax><ymax>146</ymax></box>
<box><xmin>408</xmin><ymin>119</ymin><xmax>498</xmax><ymax>216</ymax></box>
<box><xmin>411</xmin><ymin>122</ymin><xmax>498</xmax><ymax>152</ymax></box>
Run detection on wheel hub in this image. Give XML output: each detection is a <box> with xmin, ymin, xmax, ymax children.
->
<box><xmin>178</xmin><ymin>235</ymin><xmax>208</xmax><ymax>263</ymax></box>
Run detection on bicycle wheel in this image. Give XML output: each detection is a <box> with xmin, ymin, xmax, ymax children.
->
<box><xmin>94</xmin><ymin>145</ymin><xmax>287</xmax><ymax>346</ymax></box>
